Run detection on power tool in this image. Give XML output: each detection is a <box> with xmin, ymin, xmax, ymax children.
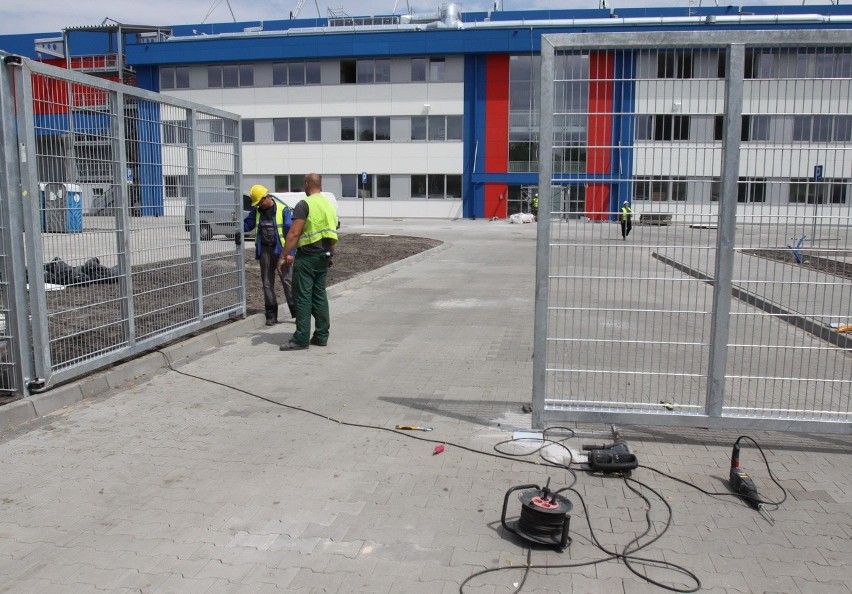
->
<box><xmin>582</xmin><ymin>439</ymin><xmax>638</xmax><ymax>473</ymax></box>
<box><xmin>729</xmin><ymin>440</ymin><xmax>774</xmax><ymax>524</ymax></box>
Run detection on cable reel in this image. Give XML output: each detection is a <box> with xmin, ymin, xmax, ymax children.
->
<box><xmin>501</xmin><ymin>480</ymin><xmax>573</xmax><ymax>551</ymax></box>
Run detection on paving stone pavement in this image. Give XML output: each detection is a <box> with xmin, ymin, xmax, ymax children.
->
<box><xmin>1</xmin><ymin>219</ymin><xmax>851</xmax><ymax>593</ymax></box>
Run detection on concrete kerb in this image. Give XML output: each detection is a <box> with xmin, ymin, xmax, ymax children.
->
<box><xmin>0</xmin><ymin>240</ymin><xmax>449</xmax><ymax>433</ymax></box>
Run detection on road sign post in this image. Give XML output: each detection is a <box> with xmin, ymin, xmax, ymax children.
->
<box><xmin>812</xmin><ymin>165</ymin><xmax>823</xmax><ymax>241</ymax></box>
<box><xmin>361</xmin><ymin>172</ymin><xmax>367</xmax><ymax>225</ymax></box>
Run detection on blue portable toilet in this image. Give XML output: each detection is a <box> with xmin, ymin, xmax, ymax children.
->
<box><xmin>40</xmin><ymin>182</ymin><xmax>83</xmax><ymax>233</ymax></box>
<box><xmin>65</xmin><ymin>184</ymin><xmax>83</xmax><ymax>233</ymax></box>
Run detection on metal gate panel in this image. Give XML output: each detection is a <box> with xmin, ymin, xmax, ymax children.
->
<box><xmin>3</xmin><ymin>56</ymin><xmax>245</xmax><ymax>391</ymax></box>
<box><xmin>533</xmin><ymin>31</ymin><xmax>852</xmax><ymax>434</ymax></box>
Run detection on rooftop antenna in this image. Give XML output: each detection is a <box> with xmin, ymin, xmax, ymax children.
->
<box><xmin>202</xmin><ymin>0</ymin><xmax>237</xmax><ymax>24</ymax></box>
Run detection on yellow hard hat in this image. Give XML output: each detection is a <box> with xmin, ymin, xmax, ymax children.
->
<box><xmin>249</xmin><ymin>184</ymin><xmax>269</xmax><ymax>207</ymax></box>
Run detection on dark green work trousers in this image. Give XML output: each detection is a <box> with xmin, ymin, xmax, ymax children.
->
<box><xmin>291</xmin><ymin>252</ymin><xmax>330</xmax><ymax>346</ymax></box>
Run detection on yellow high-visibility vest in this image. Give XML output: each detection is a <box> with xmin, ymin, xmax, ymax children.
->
<box><xmin>297</xmin><ymin>193</ymin><xmax>338</xmax><ymax>248</ymax></box>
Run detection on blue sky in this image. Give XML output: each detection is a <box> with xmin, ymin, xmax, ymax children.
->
<box><xmin>0</xmin><ymin>0</ymin><xmax>824</xmax><ymax>36</ymax></box>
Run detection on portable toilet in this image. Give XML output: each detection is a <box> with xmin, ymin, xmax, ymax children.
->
<box><xmin>40</xmin><ymin>182</ymin><xmax>83</xmax><ymax>233</ymax></box>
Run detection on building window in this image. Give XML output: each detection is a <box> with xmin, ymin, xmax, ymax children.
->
<box><xmin>165</xmin><ymin>175</ymin><xmax>189</xmax><ymax>198</ymax></box>
<box><xmin>222</xmin><ymin>65</ymin><xmax>239</xmax><ymax>88</ymax></box>
<box><xmin>357</xmin><ymin>117</ymin><xmax>375</xmax><ymax>141</ymax></box>
<box><xmin>446</xmin><ymin>175</ymin><xmax>462</xmax><ymax>199</ymax></box>
<box><xmin>274</xmin><ymin>175</ymin><xmax>289</xmax><ymax>192</ymax></box>
<box><xmin>738</xmin><ymin>178</ymin><xmax>767</xmax><ymax>203</ymax></box>
<box><xmin>741</xmin><ymin>115</ymin><xmax>770</xmax><ymax>142</ymax></box>
<box><xmin>447</xmin><ymin>115</ymin><xmax>463</xmax><ymax>141</ymax></box>
<box><xmin>272</xmin><ymin>61</ymin><xmax>320</xmax><ymax>86</ymax></box>
<box><xmin>376</xmin><ymin>175</ymin><xmax>391</xmax><ymax>198</ymax></box>
<box><xmin>335</xmin><ymin>117</ymin><xmax>390</xmax><ymax>142</ymax></box>
<box><xmin>633</xmin><ymin>178</ymin><xmax>650</xmax><ymax>201</ymax></box>
<box><xmin>273</xmin><ymin>119</ymin><xmax>289</xmax><ymax>142</ymax></box>
<box><xmin>428</xmin><ymin>115</ymin><xmax>446</xmax><ymax>141</ymax></box>
<box><xmin>341</xmin><ymin>118</ymin><xmax>355</xmax><ymax>141</ymax></box>
<box><xmin>411</xmin><ymin>57</ymin><xmax>446</xmax><ymax>82</ymax></box>
<box><xmin>160</xmin><ymin>66</ymin><xmax>189</xmax><ymax>90</ymax></box>
<box><xmin>409</xmin><ymin>175</ymin><xmax>458</xmax><ymax>199</ymax></box>
<box><xmin>430</xmin><ymin>58</ymin><xmax>446</xmax><ymax>81</ymax></box>
<box><xmin>355</xmin><ymin>59</ymin><xmax>391</xmax><ymax>84</ymax></box>
<box><xmin>271</xmin><ymin>118</ymin><xmax>321</xmax><ymax>142</ymax></box>
<box><xmin>710</xmin><ymin>178</ymin><xmax>722</xmax><ymax>202</ymax></box>
<box><xmin>289</xmin><ymin>118</ymin><xmax>307</xmax><ymax>142</ymax></box>
<box><xmin>307</xmin><ymin>118</ymin><xmax>321</xmax><ymax>141</ymax></box>
<box><xmin>410</xmin><ymin>116</ymin><xmax>462</xmax><ymax>141</ymax></box>
<box><xmin>239</xmin><ymin>64</ymin><xmax>254</xmax><ymax>87</ymax></box>
<box><xmin>198</xmin><ymin>119</ymin><xmax>225</xmax><ymax>143</ymax></box>
<box><xmin>633</xmin><ymin>176</ymin><xmax>688</xmax><ymax>201</ymax></box>
<box><xmin>714</xmin><ymin>115</ymin><xmax>724</xmax><ymax>141</ymax></box>
<box><xmin>657</xmin><ymin>115</ymin><xmax>690</xmax><ymax>141</ymax></box>
<box><xmin>789</xmin><ymin>179</ymin><xmax>848</xmax><ymax>204</ymax></box>
<box><xmin>793</xmin><ymin>115</ymin><xmax>851</xmax><ymax>143</ymax></box>
<box><xmin>207</xmin><ymin>65</ymin><xmax>253</xmax><ymax>88</ymax></box>
<box><xmin>411</xmin><ymin>116</ymin><xmax>427</xmax><ymax>140</ymax></box>
<box><xmin>411</xmin><ymin>58</ymin><xmax>426</xmax><ymax>82</ymax></box>
<box><xmin>207</xmin><ymin>66</ymin><xmax>222</xmax><ymax>88</ymax></box>
<box><xmin>657</xmin><ymin>51</ymin><xmax>693</xmax><ymax>79</ymax></box>
<box><xmin>340</xmin><ymin>60</ymin><xmax>357</xmax><ymax>84</ymax></box>
<box><xmin>342</xmin><ymin>174</ymin><xmax>357</xmax><ymax>198</ymax></box>
<box><xmin>375</xmin><ymin>117</ymin><xmax>390</xmax><ymax>140</ymax></box>
<box><xmin>830</xmin><ymin>181</ymin><xmax>849</xmax><ymax>203</ymax></box>
<box><xmin>289</xmin><ymin>63</ymin><xmax>306</xmax><ymax>85</ymax></box>
<box><xmin>163</xmin><ymin>120</ymin><xmax>189</xmax><ymax>144</ymax></box>
<box><xmin>411</xmin><ymin>175</ymin><xmax>427</xmax><ymax>198</ymax></box>
<box><xmin>241</xmin><ymin>119</ymin><xmax>255</xmax><ymax>143</ymax></box>
<box><xmin>636</xmin><ymin>115</ymin><xmax>690</xmax><ymax>141</ymax></box>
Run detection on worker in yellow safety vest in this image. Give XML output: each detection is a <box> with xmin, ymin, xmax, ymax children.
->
<box><xmin>276</xmin><ymin>173</ymin><xmax>339</xmax><ymax>350</ymax></box>
<box><xmin>620</xmin><ymin>201</ymin><xmax>633</xmax><ymax>240</ymax></box>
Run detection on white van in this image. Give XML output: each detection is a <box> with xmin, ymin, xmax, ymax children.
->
<box><xmin>185</xmin><ymin>191</ymin><xmax>339</xmax><ymax>241</ymax></box>
<box><xmin>184</xmin><ymin>190</ymin><xmax>241</xmax><ymax>241</ymax></box>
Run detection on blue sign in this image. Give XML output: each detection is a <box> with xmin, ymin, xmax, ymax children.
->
<box><xmin>361</xmin><ymin>171</ymin><xmax>367</xmax><ymax>184</ymax></box>
<box><xmin>813</xmin><ymin>165</ymin><xmax>823</xmax><ymax>182</ymax></box>
<box><xmin>126</xmin><ymin>167</ymin><xmax>134</xmax><ymax>184</ymax></box>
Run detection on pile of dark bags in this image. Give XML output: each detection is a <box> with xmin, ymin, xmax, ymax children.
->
<box><xmin>44</xmin><ymin>257</ymin><xmax>119</xmax><ymax>286</ymax></box>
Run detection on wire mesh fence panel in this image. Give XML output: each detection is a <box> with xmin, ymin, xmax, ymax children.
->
<box><xmin>534</xmin><ymin>32</ymin><xmax>851</xmax><ymax>434</ymax></box>
<box><xmin>6</xmin><ymin>57</ymin><xmax>244</xmax><ymax>389</ymax></box>
<box><xmin>725</xmin><ymin>44</ymin><xmax>852</xmax><ymax>423</ymax></box>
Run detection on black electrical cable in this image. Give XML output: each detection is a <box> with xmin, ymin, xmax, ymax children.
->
<box><xmin>157</xmin><ymin>351</ymin><xmax>566</xmax><ymax>470</ymax></box>
<box><xmin>461</xmin><ymin>477</ymin><xmax>700</xmax><ymax>593</ymax></box>
<box><xmin>639</xmin><ymin>435</ymin><xmax>787</xmax><ymax>509</ymax></box>
<box><xmin>163</xmin><ymin>352</ymin><xmax>759</xmax><ymax>593</ymax></box>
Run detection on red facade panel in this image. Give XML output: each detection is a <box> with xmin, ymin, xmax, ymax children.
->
<box><xmin>586</xmin><ymin>51</ymin><xmax>614</xmax><ymax>220</ymax></box>
<box><xmin>484</xmin><ymin>54</ymin><xmax>510</xmax><ymax>218</ymax></box>
<box><xmin>484</xmin><ymin>183</ymin><xmax>508</xmax><ymax>219</ymax></box>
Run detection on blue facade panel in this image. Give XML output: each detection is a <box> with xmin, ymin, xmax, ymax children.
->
<box><xmin>611</xmin><ymin>51</ymin><xmax>637</xmax><ymax>220</ymax></box>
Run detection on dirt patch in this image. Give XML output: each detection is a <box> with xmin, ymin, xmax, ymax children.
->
<box><xmin>0</xmin><ymin>233</ymin><xmax>441</xmax><ymax>406</ymax></box>
<box><xmin>742</xmin><ymin>248</ymin><xmax>852</xmax><ymax>281</ymax></box>
<box><xmin>243</xmin><ymin>233</ymin><xmax>441</xmax><ymax>315</ymax></box>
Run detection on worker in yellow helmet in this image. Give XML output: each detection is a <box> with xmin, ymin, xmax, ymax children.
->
<box><xmin>243</xmin><ymin>184</ymin><xmax>296</xmax><ymax>326</ymax></box>
<box><xmin>620</xmin><ymin>200</ymin><xmax>633</xmax><ymax>240</ymax></box>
